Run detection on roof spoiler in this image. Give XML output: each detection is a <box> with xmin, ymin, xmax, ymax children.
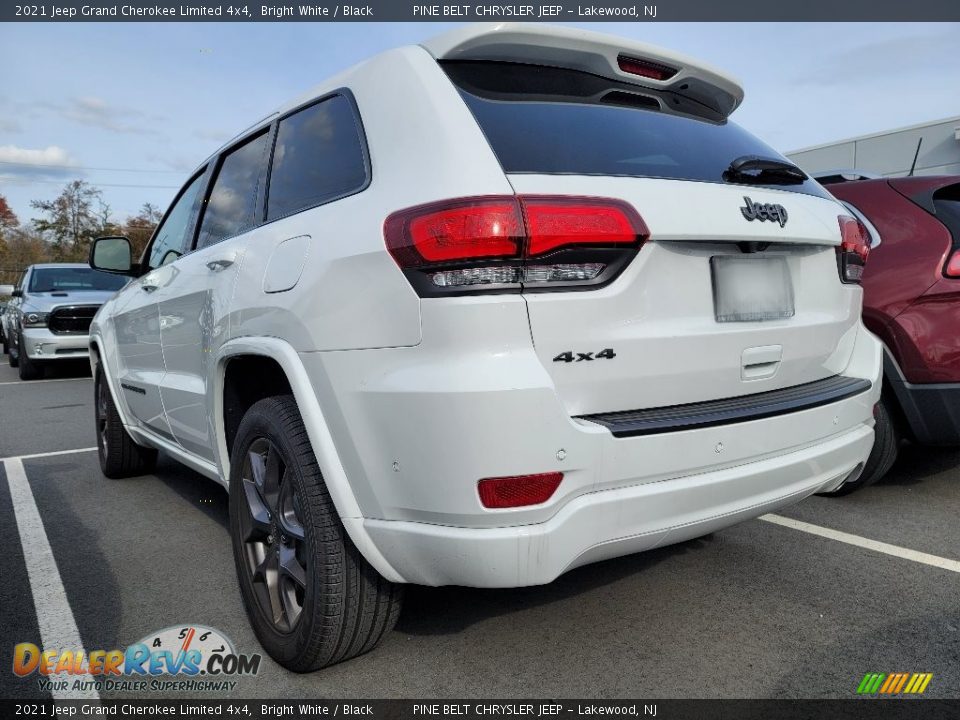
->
<box><xmin>421</xmin><ymin>23</ymin><xmax>744</xmax><ymax>119</ymax></box>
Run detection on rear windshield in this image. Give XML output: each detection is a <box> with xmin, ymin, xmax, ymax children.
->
<box><xmin>28</xmin><ymin>267</ymin><xmax>128</xmax><ymax>293</ymax></box>
<box><xmin>444</xmin><ymin>61</ymin><xmax>831</xmax><ymax>200</ymax></box>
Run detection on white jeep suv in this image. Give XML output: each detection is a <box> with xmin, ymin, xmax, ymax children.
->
<box><xmin>88</xmin><ymin>24</ymin><xmax>882</xmax><ymax>671</ymax></box>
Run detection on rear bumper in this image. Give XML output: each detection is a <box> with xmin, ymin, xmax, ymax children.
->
<box><xmin>21</xmin><ymin>328</ymin><xmax>91</xmax><ymax>360</ymax></box>
<box><xmin>365</xmin><ymin>424</ymin><xmax>873</xmax><ymax>587</ymax></box>
<box><xmin>305</xmin><ymin>315</ymin><xmax>882</xmax><ymax>587</ymax></box>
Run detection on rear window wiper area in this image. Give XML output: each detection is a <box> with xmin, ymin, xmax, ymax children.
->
<box><xmin>724</xmin><ymin>155</ymin><xmax>808</xmax><ymax>186</ymax></box>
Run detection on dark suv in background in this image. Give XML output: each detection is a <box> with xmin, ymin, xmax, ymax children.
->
<box><xmin>818</xmin><ymin>174</ymin><xmax>960</xmax><ymax>492</ymax></box>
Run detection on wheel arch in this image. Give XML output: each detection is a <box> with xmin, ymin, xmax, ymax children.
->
<box><xmin>212</xmin><ymin>337</ymin><xmax>405</xmax><ymax>583</ymax></box>
<box><xmin>87</xmin><ymin>334</ymin><xmax>137</xmax><ymax>434</ymax></box>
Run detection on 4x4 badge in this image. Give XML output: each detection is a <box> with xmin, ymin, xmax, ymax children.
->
<box><xmin>740</xmin><ymin>196</ymin><xmax>788</xmax><ymax>228</ymax></box>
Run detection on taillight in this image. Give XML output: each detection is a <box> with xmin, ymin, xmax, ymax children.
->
<box><xmin>477</xmin><ymin>472</ymin><xmax>563</xmax><ymax>509</ymax></box>
<box><xmin>522</xmin><ymin>197</ymin><xmax>643</xmax><ymax>256</ymax></box>
<box><xmin>385</xmin><ymin>197</ymin><xmax>523</xmax><ymax>266</ymax></box>
<box><xmin>837</xmin><ymin>215</ymin><xmax>871</xmax><ymax>284</ymax></box>
<box><xmin>945</xmin><ymin>251</ymin><xmax>960</xmax><ymax>278</ymax></box>
<box><xmin>617</xmin><ymin>55</ymin><xmax>678</xmax><ymax>81</ymax></box>
<box><xmin>385</xmin><ymin>196</ymin><xmax>649</xmax><ymax>296</ymax></box>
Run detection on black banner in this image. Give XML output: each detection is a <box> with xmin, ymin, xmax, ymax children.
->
<box><xmin>4</xmin><ymin>0</ymin><xmax>960</xmax><ymax>22</ymax></box>
<box><xmin>2</xmin><ymin>700</ymin><xmax>958</xmax><ymax>719</ymax></box>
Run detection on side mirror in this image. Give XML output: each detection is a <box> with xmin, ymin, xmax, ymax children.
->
<box><xmin>0</xmin><ymin>284</ymin><xmax>13</xmax><ymax>296</ymax></box>
<box><xmin>11</xmin><ymin>288</ymin><xmax>22</xmax><ymax>298</ymax></box>
<box><xmin>90</xmin><ymin>236</ymin><xmax>134</xmax><ymax>274</ymax></box>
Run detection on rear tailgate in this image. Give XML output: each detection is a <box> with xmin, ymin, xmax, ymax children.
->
<box><xmin>435</xmin><ymin>39</ymin><xmax>862</xmax><ymax>417</ymax></box>
<box><xmin>510</xmin><ymin>174</ymin><xmax>858</xmax><ymax>415</ymax></box>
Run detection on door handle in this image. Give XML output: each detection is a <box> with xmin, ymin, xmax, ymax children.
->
<box><xmin>206</xmin><ymin>259</ymin><xmax>234</xmax><ymax>272</ymax></box>
<box><xmin>141</xmin><ymin>284</ymin><xmax>158</xmax><ymax>293</ymax></box>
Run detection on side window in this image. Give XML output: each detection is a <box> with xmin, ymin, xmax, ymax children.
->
<box><xmin>147</xmin><ymin>172</ymin><xmax>206</xmax><ymax>270</ymax></box>
<box><xmin>266</xmin><ymin>94</ymin><xmax>368</xmax><ymax>221</ymax></box>
<box><xmin>197</xmin><ymin>131</ymin><xmax>270</xmax><ymax>248</ymax></box>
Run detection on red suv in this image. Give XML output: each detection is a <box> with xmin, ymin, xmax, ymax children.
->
<box><xmin>817</xmin><ymin>173</ymin><xmax>960</xmax><ymax>493</ymax></box>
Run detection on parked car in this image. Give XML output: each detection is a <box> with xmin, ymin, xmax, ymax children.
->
<box><xmin>0</xmin><ymin>300</ymin><xmax>9</xmax><ymax>354</ymax></box>
<box><xmin>5</xmin><ymin>263</ymin><xmax>128</xmax><ymax>380</ymax></box>
<box><xmin>815</xmin><ymin>172</ymin><xmax>960</xmax><ymax>492</ymax></box>
<box><xmin>87</xmin><ymin>23</ymin><xmax>881</xmax><ymax>671</ymax></box>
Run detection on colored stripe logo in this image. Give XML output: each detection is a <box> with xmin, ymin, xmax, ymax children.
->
<box><xmin>857</xmin><ymin>672</ymin><xmax>933</xmax><ymax>694</ymax></box>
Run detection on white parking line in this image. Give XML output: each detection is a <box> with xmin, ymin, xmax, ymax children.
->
<box><xmin>0</xmin><ymin>377</ymin><xmax>91</xmax><ymax>386</ymax></box>
<box><xmin>2</xmin><ymin>457</ymin><xmax>100</xmax><ymax>700</ymax></box>
<box><xmin>1</xmin><ymin>447</ymin><xmax>98</xmax><ymax>463</ymax></box>
<box><xmin>761</xmin><ymin>514</ymin><xmax>960</xmax><ymax>574</ymax></box>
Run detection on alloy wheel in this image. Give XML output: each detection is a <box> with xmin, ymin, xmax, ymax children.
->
<box><xmin>238</xmin><ymin>437</ymin><xmax>308</xmax><ymax>633</ymax></box>
<box><xmin>96</xmin><ymin>376</ymin><xmax>109</xmax><ymax>460</ymax></box>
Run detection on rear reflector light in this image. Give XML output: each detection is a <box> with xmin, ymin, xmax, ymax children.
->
<box><xmin>945</xmin><ymin>250</ymin><xmax>960</xmax><ymax>278</ymax></box>
<box><xmin>837</xmin><ymin>215</ymin><xmax>871</xmax><ymax>284</ymax></box>
<box><xmin>385</xmin><ymin>196</ymin><xmax>648</xmax><ymax>295</ymax></box>
<box><xmin>617</xmin><ymin>55</ymin><xmax>678</xmax><ymax>81</ymax></box>
<box><xmin>478</xmin><ymin>472</ymin><xmax>563</xmax><ymax>509</ymax></box>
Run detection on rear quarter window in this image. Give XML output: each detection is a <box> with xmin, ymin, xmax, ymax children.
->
<box><xmin>266</xmin><ymin>93</ymin><xmax>369</xmax><ymax>221</ymax></box>
<box><xmin>933</xmin><ymin>185</ymin><xmax>960</xmax><ymax>246</ymax></box>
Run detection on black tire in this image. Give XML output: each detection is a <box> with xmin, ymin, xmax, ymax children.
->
<box><xmin>94</xmin><ymin>362</ymin><xmax>158</xmax><ymax>478</ymax></box>
<box><xmin>17</xmin><ymin>336</ymin><xmax>43</xmax><ymax>380</ymax></box>
<box><xmin>2</xmin><ymin>332</ymin><xmax>7</xmax><ymax>355</ymax></box>
<box><xmin>229</xmin><ymin>395</ymin><xmax>402</xmax><ymax>672</ymax></box>
<box><xmin>819</xmin><ymin>397</ymin><xmax>900</xmax><ymax>497</ymax></box>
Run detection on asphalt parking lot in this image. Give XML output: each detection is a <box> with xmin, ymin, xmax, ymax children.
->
<box><xmin>1</xmin><ymin>359</ymin><xmax>958</xmax><ymax>700</ymax></box>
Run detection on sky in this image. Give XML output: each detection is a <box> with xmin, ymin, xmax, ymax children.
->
<box><xmin>0</xmin><ymin>21</ymin><xmax>958</xmax><ymax>223</ymax></box>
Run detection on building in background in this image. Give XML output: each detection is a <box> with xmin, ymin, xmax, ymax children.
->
<box><xmin>787</xmin><ymin>116</ymin><xmax>960</xmax><ymax>179</ymax></box>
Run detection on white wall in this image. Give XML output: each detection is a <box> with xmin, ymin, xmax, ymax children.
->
<box><xmin>788</xmin><ymin>117</ymin><xmax>960</xmax><ymax>178</ymax></box>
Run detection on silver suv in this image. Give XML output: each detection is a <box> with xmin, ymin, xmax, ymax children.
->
<box><xmin>5</xmin><ymin>263</ymin><xmax>127</xmax><ymax>380</ymax></box>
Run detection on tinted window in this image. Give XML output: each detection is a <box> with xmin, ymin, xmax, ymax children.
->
<box><xmin>267</xmin><ymin>95</ymin><xmax>367</xmax><ymax>221</ymax></box>
<box><xmin>934</xmin><ymin>185</ymin><xmax>960</xmax><ymax>250</ymax></box>
<box><xmin>198</xmin><ymin>131</ymin><xmax>270</xmax><ymax>248</ymax></box>
<box><xmin>28</xmin><ymin>267</ymin><xmax>128</xmax><ymax>292</ymax></box>
<box><xmin>148</xmin><ymin>172</ymin><xmax>206</xmax><ymax>270</ymax></box>
<box><xmin>446</xmin><ymin>62</ymin><xmax>831</xmax><ymax>199</ymax></box>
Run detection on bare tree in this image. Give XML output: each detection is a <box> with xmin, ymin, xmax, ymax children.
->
<box><xmin>30</xmin><ymin>180</ymin><xmax>113</xmax><ymax>262</ymax></box>
<box><xmin>0</xmin><ymin>226</ymin><xmax>48</xmax><ymax>285</ymax></box>
<box><xmin>123</xmin><ymin>202</ymin><xmax>163</xmax><ymax>260</ymax></box>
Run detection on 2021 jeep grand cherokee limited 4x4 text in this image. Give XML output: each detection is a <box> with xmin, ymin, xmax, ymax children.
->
<box><xmin>87</xmin><ymin>24</ymin><xmax>882</xmax><ymax>671</ymax></box>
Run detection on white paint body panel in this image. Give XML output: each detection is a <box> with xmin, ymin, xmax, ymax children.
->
<box><xmin>89</xmin><ymin>24</ymin><xmax>883</xmax><ymax>589</ymax></box>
